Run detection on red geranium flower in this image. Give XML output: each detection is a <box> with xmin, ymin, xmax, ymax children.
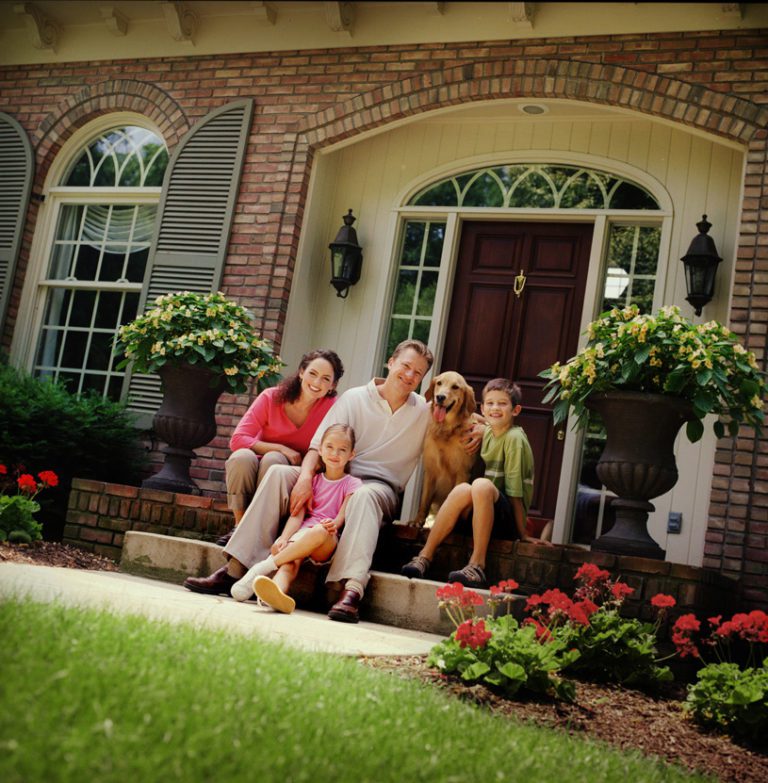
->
<box><xmin>651</xmin><ymin>593</ymin><xmax>676</xmax><ymax>610</ymax></box>
<box><xmin>610</xmin><ymin>582</ymin><xmax>635</xmax><ymax>601</ymax></box>
<box><xmin>673</xmin><ymin>613</ymin><xmax>701</xmax><ymax>633</ymax></box>
<box><xmin>436</xmin><ymin>582</ymin><xmax>465</xmax><ymax>601</ymax></box>
<box><xmin>37</xmin><ymin>470</ymin><xmax>59</xmax><ymax>487</ymax></box>
<box><xmin>0</xmin><ymin>464</ymin><xmax>7</xmax><ymax>475</ymax></box>
<box><xmin>459</xmin><ymin>590</ymin><xmax>484</xmax><ymax>608</ymax></box>
<box><xmin>490</xmin><ymin>578</ymin><xmax>519</xmax><ymax>595</ymax></box>
<box><xmin>17</xmin><ymin>474</ymin><xmax>38</xmax><ymax>494</ymax></box>
<box><xmin>574</xmin><ymin>562</ymin><xmax>610</xmax><ymax>585</ymax></box>
<box><xmin>455</xmin><ymin>619</ymin><xmax>492</xmax><ymax>649</ymax></box>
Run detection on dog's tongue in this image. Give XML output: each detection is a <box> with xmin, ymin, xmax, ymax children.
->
<box><xmin>433</xmin><ymin>406</ymin><xmax>446</xmax><ymax>423</ymax></box>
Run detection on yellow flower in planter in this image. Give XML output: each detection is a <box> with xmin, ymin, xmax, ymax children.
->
<box><xmin>541</xmin><ymin>304</ymin><xmax>766</xmax><ymax>442</ymax></box>
<box><xmin>115</xmin><ymin>291</ymin><xmax>284</xmax><ymax>395</ymax></box>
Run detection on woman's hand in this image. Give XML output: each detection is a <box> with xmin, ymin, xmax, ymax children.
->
<box><xmin>290</xmin><ymin>474</ymin><xmax>314</xmax><ymax>516</ymax></box>
<box><xmin>279</xmin><ymin>446</ymin><xmax>302</xmax><ymax>466</ymax></box>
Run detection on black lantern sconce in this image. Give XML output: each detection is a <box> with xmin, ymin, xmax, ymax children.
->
<box><xmin>329</xmin><ymin>209</ymin><xmax>363</xmax><ymax>299</ymax></box>
<box><xmin>680</xmin><ymin>214</ymin><xmax>722</xmax><ymax>317</ymax></box>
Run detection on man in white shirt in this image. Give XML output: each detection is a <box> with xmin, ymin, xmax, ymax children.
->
<box><xmin>184</xmin><ymin>339</ymin><xmax>434</xmax><ymax>622</ymax></box>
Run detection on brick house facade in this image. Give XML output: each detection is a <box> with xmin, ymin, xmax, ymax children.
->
<box><xmin>1</xmin><ymin>6</ymin><xmax>766</xmax><ymax>605</ymax></box>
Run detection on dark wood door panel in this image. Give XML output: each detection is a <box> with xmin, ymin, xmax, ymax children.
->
<box><xmin>441</xmin><ymin>219</ymin><xmax>593</xmax><ymax>522</ymax></box>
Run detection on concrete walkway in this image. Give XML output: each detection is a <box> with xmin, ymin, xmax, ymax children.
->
<box><xmin>0</xmin><ymin>562</ymin><xmax>444</xmax><ymax>657</ymax></box>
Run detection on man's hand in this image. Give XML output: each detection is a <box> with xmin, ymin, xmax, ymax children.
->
<box><xmin>289</xmin><ymin>474</ymin><xmax>313</xmax><ymax>516</ymax></box>
<box><xmin>461</xmin><ymin>421</ymin><xmax>485</xmax><ymax>455</ymax></box>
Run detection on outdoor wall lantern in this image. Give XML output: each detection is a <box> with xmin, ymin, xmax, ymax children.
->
<box><xmin>680</xmin><ymin>214</ymin><xmax>722</xmax><ymax>316</ymax></box>
<box><xmin>329</xmin><ymin>209</ymin><xmax>363</xmax><ymax>299</ymax></box>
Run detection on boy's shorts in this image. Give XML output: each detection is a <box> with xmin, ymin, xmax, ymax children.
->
<box><xmin>456</xmin><ymin>492</ymin><xmax>519</xmax><ymax>541</ymax></box>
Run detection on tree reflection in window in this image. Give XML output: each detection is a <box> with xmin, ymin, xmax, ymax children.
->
<box><xmin>63</xmin><ymin>127</ymin><xmax>168</xmax><ymax>188</ymax></box>
<box><xmin>409</xmin><ymin>164</ymin><xmax>660</xmax><ymax>211</ymax></box>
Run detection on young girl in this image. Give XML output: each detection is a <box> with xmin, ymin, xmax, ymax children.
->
<box><xmin>230</xmin><ymin>424</ymin><xmax>361</xmax><ymax>612</ymax></box>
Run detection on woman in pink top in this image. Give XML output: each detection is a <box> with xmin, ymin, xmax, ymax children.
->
<box><xmin>224</xmin><ymin>349</ymin><xmax>344</xmax><ymax>540</ymax></box>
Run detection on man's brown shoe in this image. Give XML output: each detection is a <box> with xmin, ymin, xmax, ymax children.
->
<box><xmin>328</xmin><ymin>588</ymin><xmax>361</xmax><ymax>623</ymax></box>
<box><xmin>183</xmin><ymin>565</ymin><xmax>237</xmax><ymax>595</ymax></box>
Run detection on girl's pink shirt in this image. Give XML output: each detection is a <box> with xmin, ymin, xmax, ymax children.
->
<box><xmin>229</xmin><ymin>386</ymin><xmax>336</xmax><ymax>454</ymax></box>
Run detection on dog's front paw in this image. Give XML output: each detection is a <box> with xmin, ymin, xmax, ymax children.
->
<box><xmin>405</xmin><ymin>518</ymin><xmax>426</xmax><ymax>529</ymax></box>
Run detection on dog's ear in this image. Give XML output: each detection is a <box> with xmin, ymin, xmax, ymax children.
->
<box><xmin>425</xmin><ymin>377</ymin><xmax>437</xmax><ymax>402</ymax></box>
<box><xmin>463</xmin><ymin>383</ymin><xmax>477</xmax><ymax>418</ymax></box>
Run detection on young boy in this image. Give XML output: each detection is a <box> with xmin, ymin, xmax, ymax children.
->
<box><xmin>401</xmin><ymin>378</ymin><xmax>535</xmax><ymax>588</ymax></box>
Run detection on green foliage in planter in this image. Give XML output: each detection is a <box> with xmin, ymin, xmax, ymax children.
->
<box><xmin>0</xmin><ymin>360</ymin><xmax>147</xmax><ymax>537</ymax></box>
<box><xmin>685</xmin><ymin>661</ymin><xmax>768</xmax><ymax>747</ymax></box>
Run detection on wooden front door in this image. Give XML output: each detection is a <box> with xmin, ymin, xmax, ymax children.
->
<box><xmin>441</xmin><ymin>220</ymin><xmax>593</xmax><ymax>521</ymax></box>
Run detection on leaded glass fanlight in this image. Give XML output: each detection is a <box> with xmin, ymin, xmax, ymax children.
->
<box><xmin>64</xmin><ymin>126</ymin><xmax>168</xmax><ymax>188</ymax></box>
<box><xmin>409</xmin><ymin>164</ymin><xmax>659</xmax><ymax>210</ymax></box>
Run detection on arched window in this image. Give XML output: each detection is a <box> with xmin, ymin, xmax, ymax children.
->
<box><xmin>33</xmin><ymin>126</ymin><xmax>168</xmax><ymax>399</ymax></box>
<box><xmin>408</xmin><ymin>164</ymin><xmax>660</xmax><ymax>210</ymax></box>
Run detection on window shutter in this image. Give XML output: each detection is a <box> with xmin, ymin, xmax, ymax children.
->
<box><xmin>126</xmin><ymin>100</ymin><xmax>253</xmax><ymax>417</ymax></box>
<box><xmin>0</xmin><ymin>112</ymin><xmax>34</xmax><ymax>333</ymax></box>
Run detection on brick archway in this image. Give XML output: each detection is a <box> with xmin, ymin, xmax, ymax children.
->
<box><xmin>298</xmin><ymin>58</ymin><xmax>768</xmax><ymax>148</ymax></box>
<box><xmin>33</xmin><ymin>79</ymin><xmax>190</xmax><ymax>186</ymax></box>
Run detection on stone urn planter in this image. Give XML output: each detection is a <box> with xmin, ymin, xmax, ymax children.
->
<box><xmin>586</xmin><ymin>391</ymin><xmax>694</xmax><ymax>560</ymax></box>
<box><xmin>142</xmin><ymin>363</ymin><xmax>227</xmax><ymax>495</ymax></box>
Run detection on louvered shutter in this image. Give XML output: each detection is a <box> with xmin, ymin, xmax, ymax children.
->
<box><xmin>126</xmin><ymin>99</ymin><xmax>253</xmax><ymax>417</ymax></box>
<box><xmin>0</xmin><ymin>113</ymin><xmax>34</xmax><ymax>333</ymax></box>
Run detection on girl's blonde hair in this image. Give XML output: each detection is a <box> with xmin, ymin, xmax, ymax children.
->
<box><xmin>318</xmin><ymin>424</ymin><xmax>356</xmax><ymax>474</ymax></box>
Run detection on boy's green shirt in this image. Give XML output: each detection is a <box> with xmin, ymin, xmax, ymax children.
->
<box><xmin>481</xmin><ymin>424</ymin><xmax>535</xmax><ymax>515</ymax></box>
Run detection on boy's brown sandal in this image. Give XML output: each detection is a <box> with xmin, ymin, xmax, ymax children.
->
<box><xmin>401</xmin><ymin>555</ymin><xmax>431</xmax><ymax>579</ymax></box>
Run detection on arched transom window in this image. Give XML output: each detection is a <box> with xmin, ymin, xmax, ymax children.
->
<box><xmin>408</xmin><ymin>164</ymin><xmax>660</xmax><ymax>211</ymax></box>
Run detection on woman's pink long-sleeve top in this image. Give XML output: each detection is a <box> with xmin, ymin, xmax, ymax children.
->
<box><xmin>229</xmin><ymin>386</ymin><xmax>336</xmax><ymax>454</ymax></box>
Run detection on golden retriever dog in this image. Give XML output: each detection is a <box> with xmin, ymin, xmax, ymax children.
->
<box><xmin>410</xmin><ymin>370</ymin><xmax>477</xmax><ymax>527</ymax></box>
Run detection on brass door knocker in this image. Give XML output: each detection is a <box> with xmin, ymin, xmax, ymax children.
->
<box><xmin>513</xmin><ymin>269</ymin><xmax>527</xmax><ymax>299</ymax></box>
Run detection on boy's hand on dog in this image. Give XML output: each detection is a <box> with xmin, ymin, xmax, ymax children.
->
<box><xmin>461</xmin><ymin>421</ymin><xmax>485</xmax><ymax>455</ymax></box>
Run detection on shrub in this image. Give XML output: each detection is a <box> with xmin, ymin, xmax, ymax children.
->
<box><xmin>427</xmin><ymin>581</ymin><xmax>579</xmax><ymax>701</ymax></box>
<box><xmin>685</xmin><ymin>661</ymin><xmax>768</xmax><ymax>747</ymax></box>
<box><xmin>0</xmin><ymin>360</ymin><xmax>147</xmax><ymax>539</ymax></box>
<box><xmin>539</xmin><ymin>563</ymin><xmax>673</xmax><ymax>689</ymax></box>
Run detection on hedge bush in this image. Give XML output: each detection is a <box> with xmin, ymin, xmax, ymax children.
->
<box><xmin>0</xmin><ymin>359</ymin><xmax>147</xmax><ymax>539</ymax></box>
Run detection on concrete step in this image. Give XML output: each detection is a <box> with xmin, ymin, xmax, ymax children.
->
<box><xmin>120</xmin><ymin>531</ymin><xmax>524</xmax><ymax>636</ymax></box>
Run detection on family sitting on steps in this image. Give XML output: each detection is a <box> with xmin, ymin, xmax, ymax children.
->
<box><xmin>183</xmin><ymin>339</ymin><xmax>543</xmax><ymax>622</ymax></box>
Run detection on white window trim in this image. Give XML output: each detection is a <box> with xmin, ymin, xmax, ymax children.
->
<box><xmin>11</xmin><ymin>113</ymin><xmax>165</xmax><ymax>374</ymax></box>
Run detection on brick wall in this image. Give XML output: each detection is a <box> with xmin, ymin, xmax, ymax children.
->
<box><xmin>4</xmin><ymin>26</ymin><xmax>767</xmax><ymax>601</ymax></box>
<box><xmin>64</xmin><ymin>478</ymin><xmax>232</xmax><ymax>561</ymax></box>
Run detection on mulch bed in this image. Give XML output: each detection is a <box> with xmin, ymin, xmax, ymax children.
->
<box><xmin>2</xmin><ymin>541</ymin><xmax>765</xmax><ymax>782</ymax></box>
<box><xmin>358</xmin><ymin>656</ymin><xmax>767</xmax><ymax>783</ymax></box>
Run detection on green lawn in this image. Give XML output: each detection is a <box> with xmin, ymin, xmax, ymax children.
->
<box><xmin>0</xmin><ymin>600</ymin><xmax>708</xmax><ymax>783</ymax></box>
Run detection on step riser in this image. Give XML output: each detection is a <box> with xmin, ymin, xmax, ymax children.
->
<box><xmin>121</xmin><ymin>531</ymin><xmax>510</xmax><ymax>636</ymax></box>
